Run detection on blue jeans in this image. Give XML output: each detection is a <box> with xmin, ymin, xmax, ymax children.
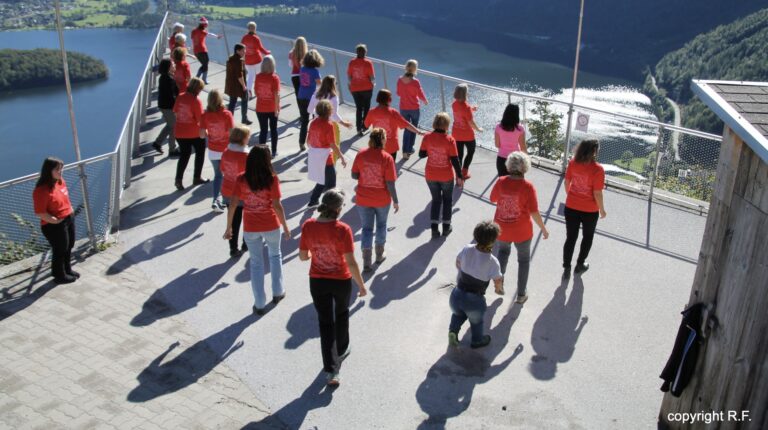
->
<box><xmin>400</xmin><ymin>109</ymin><xmax>420</xmax><ymax>154</ymax></box>
<box><xmin>426</xmin><ymin>180</ymin><xmax>454</xmax><ymax>224</ymax></box>
<box><xmin>209</xmin><ymin>159</ymin><xmax>223</xmax><ymax>202</ymax></box>
<box><xmin>449</xmin><ymin>287</ymin><xmax>487</xmax><ymax>343</ymax></box>
<box><xmin>357</xmin><ymin>205</ymin><xmax>390</xmax><ymax>249</ymax></box>
<box><xmin>243</xmin><ymin>228</ymin><xmax>284</xmax><ymax>309</ymax></box>
<box><xmin>309</xmin><ymin>164</ymin><xmax>336</xmax><ymax>205</ymax></box>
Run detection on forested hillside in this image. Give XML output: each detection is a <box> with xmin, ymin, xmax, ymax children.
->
<box><xmin>0</xmin><ymin>49</ymin><xmax>108</xmax><ymax>92</ymax></box>
<box><xmin>652</xmin><ymin>8</ymin><xmax>768</xmax><ymax>133</ymax></box>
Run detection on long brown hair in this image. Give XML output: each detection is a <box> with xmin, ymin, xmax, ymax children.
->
<box><xmin>244</xmin><ymin>146</ymin><xmax>275</xmax><ymax>191</ymax></box>
<box><xmin>315</xmin><ymin>75</ymin><xmax>337</xmax><ymax>100</ymax></box>
<box><xmin>35</xmin><ymin>157</ymin><xmax>64</xmax><ymax>189</ymax></box>
<box><xmin>573</xmin><ymin>139</ymin><xmax>599</xmax><ymax>163</ymax></box>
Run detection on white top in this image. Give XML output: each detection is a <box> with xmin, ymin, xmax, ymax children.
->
<box><xmin>456</xmin><ymin>244</ymin><xmax>502</xmax><ymax>282</ymax></box>
<box><xmin>308</xmin><ymin>94</ymin><xmax>345</xmax><ymax>123</ymax></box>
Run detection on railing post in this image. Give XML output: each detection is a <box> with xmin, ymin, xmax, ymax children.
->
<box><xmin>439</xmin><ymin>76</ymin><xmax>446</xmax><ymax>112</ymax></box>
<box><xmin>332</xmin><ymin>50</ymin><xmax>344</xmax><ymax>105</ymax></box>
<box><xmin>221</xmin><ymin>24</ymin><xmax>230</xmax><ymax>57</ymax></box>
<box><xmin>381</xmin><ymin>62</ymin><xmax>388</xmax><ymax>90</ymax></box>
<box><xmin>109</xmin><ymin>151</ymin><xmax>120</xmax><ymax>234</ymax></box>
<box><xmin>521</xmin><ymin>98</ymin><xmax>527</xmax><ymax>124</ymax></box>
<box><xmin>561</xmin><ymin>104</ymin><xmax>575</xmax><ymax>173</ymax></box>
<box><xmin>648</xmin><ymin>125</ymin><xmax>665</xmax><ymax>202</ymax></box>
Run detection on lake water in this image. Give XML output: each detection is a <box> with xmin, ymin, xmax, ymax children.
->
<box><xmin>0</xmin><ymin>28</ymin><xmax>157</xmax><ymax>181</ymax></box>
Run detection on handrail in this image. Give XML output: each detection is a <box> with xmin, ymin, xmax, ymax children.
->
<box><xmin>0</xmin><ymin>152</ymin><xmax>115</xmax><ymax>189</ymax></box>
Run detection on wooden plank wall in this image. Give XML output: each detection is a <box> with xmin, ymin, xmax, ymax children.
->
<box><xmin>659</xmin><ymin>126</ymin><xmax>768</xmax><ymax>429</ymax></box>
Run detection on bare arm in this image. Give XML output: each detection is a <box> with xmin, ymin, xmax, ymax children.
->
<box><xmin>299</xmin><ymin>249</ymin><xmax>311</xmax><ymax>261</ymax></box>
<box><xmin>344</xmin><ymin>252</ymin><xmax>367</xmax><ymax>296</ymax></box>
<box><xmin>531</xmin><ymin>212</ymin><xmax>549</xmax><ymax>239</ymax></box>
<box><xmin>35</xmin><ymin>212</ymin><xmax>62</xmax><ymax>224</ymax></box>
<box><xmin>593</xmin><ymin>190</ymin><xmax>607</xmax><ymax>218</ymax></box>
<box><xmin>273</xmin><ymin>199</ymin><xmax>291</xmax><ymax>239</ymax></box>
<box><xmin>331</xmin><ymin>140</ymin><xmax>347</xmax><ymax>168</ymax></box>
<box><xmin>518</xmin><ymin>133</ymin><xmax>527</xmax><ymax>153</ymax></box>
<box><xmin>494</xmin><ymin>130</ymin><xmax>501</xmax><ymax>149</ymax></box>
<box><xmin>469</xmin><ymin>119</ymin><xmax>483</xmax><ymax>133</ymax></box>
<box><xmin>493</xmin><ymin>277</ymin><xmax>504</xmax><ymax>295</ymax></box>
<box><xmin>199</xmin><ymin>128</ymin><xmax>207</xmax><ymax>139</ymax></box>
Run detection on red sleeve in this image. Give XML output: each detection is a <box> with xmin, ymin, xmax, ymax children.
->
<box><xmin>233</xmin><ymin>179</ymin><xmax>244</xmax><ymax>201</ymax></box>
<box><xmin>341</xmin><ymin>225</ymin><xmax>354</xmax><ymax>254</ymax></box>
<box><xmin>447</xmin><ymin>136</ymin><xmax>458</xmax><ymax>157</ymax></box>
<box><xmin>324</xmin><ymin>124</ymin><xmax>335</xmax><ymax>145</ymax></box>
<box><xmin>364</xmin><ymin>110</ymin><xmax>373</xmax><ymax>128</ymax></box>
<box><xmin>271</xmin><ymin>176</ymin><xmax>282</xmax><ymax>199</ymax></box>
<box><xmin>417</xmin><ymin>80</ymin><xmax>427</xmax><ymax>102</ymax></box>
<box><xmin>226</xmin><ymin>110</ymin><xmax>234</xmax><ymax>128</ymax></box>
<box><xmin>593</xmin><ymin>165</ymin><xmax>606</xmax><ymax>191</ymax></box>
<box><xmin>368</xmin><ymin>61</ymin><xmax>375</xmax><ymax>78</ymax></box>
<box><xmin>489</xmin><ymin>179</ymin><xmax>500</xmax><ymax>203</ymax></box>
<box><xmin>528</xmin><ymin>183</ymin><xmax>539</xmax><ymax>213</ymax></box>
<box><xmin>299</xmin><ymin>221</ymin><xmax>310</xmax><ymax>251</ymax></box>
<box><xmin>396</xmin><ymin>79</ymin><xmax>402</xmax><ymax>97</ymax></box>
<box><xmin>466</xmin><ymin>103</ymin><xmax>474</xmax><ymax>122</ymax></box>
<box><xmin>346</xmin><ymin>62</ymin><xmax>353</xmax><ymax>77</ymax></box>
<box><xmin>172</xmin><ymin>97</ymin><xmax>181</xmax><ymax>114</ymax></box>
<box><xmin>199</xmin><ymin>112</ymin><xmax>208</xmax><ymax>129</ymax></box>
<box><xmin>257</xmin><ymin>37</ymin><xmax>269</xmax><ymax>55</ymax></box>
<box><xmin>419</xmin><ymin>134</ymin><xmax>429</xmax><ymax>152</ymax></box>
<box><xmin>384</xmin><ymin>155</ymin><xmax>396</xmax><ymax>181</ymax></box>
<box><xmin>183</xmin><ymin>63</ymin><xmax>191</xmax><ymax>80</ymax></box>
<box><xmin>565</xmin><ymin>161</ymin><xmax>573</xmax><ymax>181</ymax></box>
<box><xmin>32</xmin><ymin>186</ymin><xmax>48</xmax><ymax>214</ymax></box>
<box><xmin>395</xmin><ymin>111</ymin><xmax>411</xmax><ymax>129</ymax></box>
<box><xmin>273</xmin><ymin>74</ymin><xmax>280</xmax><ymax>93</ymax></box>
<box><xmin>194</xmin><ymin>99</ymin><xmax>203</xmax><ymax>123</ymax></box>
<box><xmin>351</xmin><ymin>152</ymin><xmax>361</xmax><ymax>175</ymax></box>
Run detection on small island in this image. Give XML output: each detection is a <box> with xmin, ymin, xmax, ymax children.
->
<box><xmin>0</xmin><ymin>48</ymin><xmax>108</xmax><ymax>92</ymax></box>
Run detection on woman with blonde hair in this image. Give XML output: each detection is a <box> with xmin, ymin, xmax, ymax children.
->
<box><xmin>241</xmin><ymin>21</ymin><xmax>271</xmax><ymax>96</ymax></box>
<box><xmin>172</xmin><ymin>46</ymin><xmax>191</xmax><ymax>93</ymax></box>
<box><xmin>254</xmin><ymin>55</ymin><xmax>281</xmax><ymax>156</ymax></box>
<box><xmin>490</xmin><ymin>151</ymin><xmax>549</xmax><ymax>304</ymax></box>
<box><xmin>418</xmin><ymin>112</ymin><xmax>464</xmax><ymax>238</ymax></box>
<box><xmin>397</xmin><ymin>59</ymin><xmax>428</xmax><ymax>160</ymax></box>
<box><xmin>307</xmin><ymin>100</ymin><xmax>346</xmax><ymax>207</ymax></box>
<box><xmin>351</xmin><ymin>128</ymin><xmax>398</xmax><ymax>271</ymax></box>
<box><xmin>452</xmin><ymin>83</ymin><xmax>483</xmax><ymax>179</ymax></box>
<box><xmin>289</xmin><ymin>36</ymin><xmax>308</xmax><ymax>103</ymax></box>
<box><xmin>173</xmin><ymin>77</ymin><xmax>206</xmax><ymax>190</ymax></box>
<box><xmin>299</xmin><ymin>188</ymin><xmax>367</xmax><ymax>386</ymax></box>
<box><xmin>200</xmin><ymin>89</ymin><xmax>234</xmax><ymax>212</ymax></box>
<box><xmin>297</xmin><ymin>49</ymin><xmax>325</xmax><ymax>151</ymax></box>
<box><xmin>220</xmin><ymin>125</ymin><xmax>251</xmax><ymax>257</ymax></box>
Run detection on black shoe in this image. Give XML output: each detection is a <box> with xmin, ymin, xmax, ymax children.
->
<box><xmin>470</xmin><ymin>335</ymin><xmax>491</xmax><ymax>349</ymax></box>
<box><xmin>192</xmin><ymin>177</ymin><xmax>210</xmax><ymax>185</ymax></box>
<box><xmin>241</xmin><ymin>242</ymin><xmax>248</xmax><ymax>253</ymax></box>
<box><xmin>242</xmin><ymin>119</ymin><xmax>253</xmax><ymax>125</ymax></box>
<box><xmin>230</xmin><ymin>248</ymin><xmax>241</xmax><ymax>258</ymax></box>
<box><xmin>67</xmin><ymin>270</ymin><xmax>81</xmax><ymax>279</ymax></box>
<box><xmin>442</xmin><ymin>223</ymin><xmax>453</xmax><ymax>237</ymax></box>
<box><xmin>574</xmin><ymin>263</ymin><xmax>590</xmax><ymax>275</ymax></box>
<box><xmin>252</xmin><ymin>306</ymin><xmax>266</xmax><ymax>316</ymax></box>
<box><xmin>272</xmin><ymin>294</ymin><xmax>285</xmax><ymax>305</ymax></box>
<box><xmin>175</xmin><ymin>180</ymin><xmax>184</xmax><ymax>190</ymax></box>
<box><xmin>431</xmin><ymin>225</ymin><xmax>440</xmax><ymax>238</ymax></box>
<box><xmin>562</xmin><ymin>266</ymin><xmax>571</xmax><ymax>280</ymax></box>
<box><xmin>152</xmin><ymin>142</ymin><xmax>163</xmax><ymax>154</ymax></box>
<box><xmin>53</xmin><ymin>274</ymin><xmax>77</xmax><ymax>284</ymax></box>
<box><xmin>168</xmin><ymin>148</ymin><xmax>181</xmax><ymax>157</ymax></box>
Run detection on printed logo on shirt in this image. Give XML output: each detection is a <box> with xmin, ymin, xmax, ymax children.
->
<box><xmin>59</xmin><ymin>186</ymin><xmax>69</xmax><ymax>196</ymax></box>
<box><xmin>497</xmin><ymin>195</ymin><xmax>523</xmax><ymax>223</ymax></box>
<box><xmin>176</xmin><ymin>104</ymin><xmax>193</xmax><ymax>123</ymax></box>
<box><xmin>208</xmin><ymin>121</ymin><xmax>227</xmax><ymax>143</ymax></box>
<box><xmin>221</xmin><ymin>159</ymin><xmax>241</xmax><ymax>180</ymax></box>
<box><xmin>312</xmin><ymin>244</ymin><xmax>340</xmax><ymax>274</ymax></box>
<box><xmin>256</xmin><ymin>80</ymin><xmax>272</xmax><ymax>99</ymax></box>
<box><xmin>429</xmin><ymin>146</ymin><xmax>449</xmax><ymax>168</ymax></box>
<box><xmin>352</xmin><ymin>66</ymin><xmax>367</xmax><ymax>81</ymax></box>
<box><xmin>300</xmin><ymin>72</ymin><xmax>311</xmax><ymax>87</ymax></box>
<box><xmin>570</xmin><ymin>174</ymin><xmax>591</xmax><ymax>197</ymax></box>
<box><xmin>243</xmin><ymin>188</ymin><xmax>272</xmax><ymax>213</ymax></box>
<box><xmin>360</xmin><ymin>162</ymin><xmax>384</xmax><ymax>188</ymax></box>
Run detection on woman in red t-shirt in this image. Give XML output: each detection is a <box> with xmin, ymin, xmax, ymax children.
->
<box><xmin>351</xmin><ymin>128</ymin><xmax>399</xmax><ymax>271</ymax></box>
<box><xmin>490</xmin><ymin>152</ymin><xmax>549</xmax><ymax>304</ymax></box>
<box><xmin>299</xmin><ymin>189</ymin><xmax>367</xmax><ymax>386</ymax></box>
<box><xmin>172</xmin><ymin>46</ymin><xmax>191</xmax><ymax>93</ymax></box>
<box><xmin>397</xmin><ymin>59</ymin><xmax>428</xmax><ymax>159</ymax></box>
<box><xmin>200</xmin><ymin>89</ymin><xmax>234</xmax><ymax>212</ymax></box>
<box><xmin>169</xmin><ymin>22</ymin><xmax>184</xmax><ymax>52</ymax></box>
<box><xmin>363</xmin><ymin>89</ymin><xmax>422</xmax><ymax>161</ymax></box>
<box><xmin>220</xmin><ymin>125</ymin><xmax>250</xmax><ymax>257</ymax></box>
<box><xmin>347</xmin><ymin>44</ymin><xmax>375</xmax><ymax>135</ymax></box>
<box><xmin>307</xmin><ymin>100</ymin><xmax>347</xmax><ymax>207</ymax></box>
<box><xmin>288</xmin><ymin>37</ymin><xmax>308</xmax><ymax>105</ymax></box>
<box><xmin>418</xmin><ymin>113</ymin><xmax>464</xmax><ymax>238</ymax></box>
<box><xmin>562</xmin><ymin>139</ymin><xmax>607</xmax><ymax>278</ymax></box>
<box><xmin>254</xmin><ymin>55</ymin><xmax>281</xmax><ymax>156</ymax></box>
<box><xmin>191</xmin><ymin>17</ymin><xmax>222</xmax><ymax>84</ymax></box>
<box><xmin>173</xmin><ymin>77</ymin><xmax>206</xmax><ymax>190</ymax></box>
<box><xmin>224</xmin><ymin>146</ymin><xmax>290</xmax><ymax>315</ymax></box>
<box><xmin>32</xmin><ymin>157</ymin><xmax>77</xmax><ymax>284</ymax></box>
<box><xmin>241</xmin><ymin>21</ymin><xmax>271</xmax><ymax>97</ymax></box>
<box><xmin>452</xmin><ymin>83</ymin><xmax>483</xmax><ymax>180</ymax></box>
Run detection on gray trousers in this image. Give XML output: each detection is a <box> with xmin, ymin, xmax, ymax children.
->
<box><xmin>155</xmin><ymin>108</ymin><xmax>177</xmax><ymax>151</ymax></box>
<box><xmin>494</xmin><ymin>239</ymin><xmax>531</xmax><ymax>297</ymax></box>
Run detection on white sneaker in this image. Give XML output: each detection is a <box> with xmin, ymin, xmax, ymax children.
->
<box><xmin>211</xmin><ymin>202</ymin><xmax>224</xmax><ymax>213</ymax></box>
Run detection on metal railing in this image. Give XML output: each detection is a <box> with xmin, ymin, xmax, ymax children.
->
<box><xmin>0</xmin><ymin>12</ymin><xmax>169</xmax><ymax>267</ymax></box>
<box><xmin>180</xmin><ymin>16</ymin><xmax>720</xmax><ymax>213</ymax></box>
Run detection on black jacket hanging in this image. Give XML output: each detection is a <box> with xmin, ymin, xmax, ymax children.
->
<box><xmin>659</xmin><ymin>303</ymin><xmax>705</xmax><ymax>397</ymax></box>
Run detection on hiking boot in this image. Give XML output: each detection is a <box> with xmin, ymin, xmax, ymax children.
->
<box><xmin>448</xmin><ymin>331</ymin><xmax>459</xmax><ymax>347</ymax></box>
<box><xmin>431</xmin><ymin>224</ymin><xmax>440</xmax><ymax>238</ymax></box>
<box><xmin>339</xmin><ymin>346</ymin><xmax>351</xmax><ymax>362</ymax></box>
<box><xmin>574</xmin><ymin>263</ymin><xmax>590</xmax><ymax>275</ymax></box>
<box><xmin>470</xmin><ymin>335</ymin><xmax>491</xmax><ymax>349</ymax></box>
<box><xmin>442</xmin><ymin>223</ymin><xmax>453</xmax><ymax>237</ymax></box>
<box><xmin>374</xmin><ymin>244</ymin><xmax>386</xmax><ymax>264</ymax></box>
<box><xmin>362</xmin><ymin>249</ymin><xmax>373</xmax><ymax>272</ymax></box>
<box><xmin>174</xmin><ymin>179</ymin><xmax>184</xmax><ymax>190</ymax></box>
<box><xmin>326</xmin><ymin>372</ymin><xmax>340</xmax><ymax>386</ymax></box>
<box><xmin>272</xmin><ymin>294</ymin><xmax>285</xmax><ymax>305</ymax></box>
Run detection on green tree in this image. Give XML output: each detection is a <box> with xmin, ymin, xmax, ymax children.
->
<box><xmin>527</xmin><ymin>101</ymin><xmax>563</xmax><ymax>160</ymax></box>
<box><xmin>621</xmin><ymin>150</ymin><xmax>634</xmax><ymax>170</ymax></box>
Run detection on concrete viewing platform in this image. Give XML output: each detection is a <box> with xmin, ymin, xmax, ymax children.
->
<box><xmin>0</xmin><ymin>58</ymin><xmax>707</xmax><ymax>429</ymax></box>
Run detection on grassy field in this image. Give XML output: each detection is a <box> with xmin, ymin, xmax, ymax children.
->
<box><xmin>197</xmin><ymin>5</ymin><xmax>294</xmax><ymax>20</ymax></box>
<box><xmin>74</xmin><ymin>13</ymin><xmax>127</xmax><ymax>27</ymax></box>
<box><xmin>613</xmin><ymin>156</ymin><xmax>650</xmax><ymax>174</ymax></box>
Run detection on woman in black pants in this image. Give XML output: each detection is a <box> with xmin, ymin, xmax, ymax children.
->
<box><xmin>173</xmin><ymin>77</ymin><xmax>208</xmax><ymax>190</ymax></box>
<box><xmin>562</xmin><ymin>139</ymin><xmax>607</xmax><ymax>278</ymax></box>
<box><xmin>33</xmin><ymin>157</ymin><xmax>79</xmax><ymax>284</ymax></box>
<box><xmin>299</xmin><ymin>189</ymin><xmax>367</xmax><ymax>387</ymax></box>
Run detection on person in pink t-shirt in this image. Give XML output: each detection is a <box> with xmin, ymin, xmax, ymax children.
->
<box><xmin>495</xmin><ymin>104</ymin><xmax>528</xmax><ymax>177</ymax></box>
<box><xmin>397</xmin><ymin>59</ymin><xmax>428</xmax><ymax>159</ymax></box>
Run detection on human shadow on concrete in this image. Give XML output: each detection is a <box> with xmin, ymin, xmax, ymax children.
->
<box><xmin>130</xmin><ymin>258</ymin><xmax>236</xmax><ymax>326</ymax></box>
<box><xmin>406</xmin><ymin>202</ymin><xmax>460</xmax><ymax>239</ymax></box>
<box><xmin>118</xmin><ymin>190</ymin><xmax>194</xmax><ymax>231</ymax></box>
<box><xmin>0</xmin><ymin>279</ymin><xmax>57</xmax><ymax>322</ymax></box>
<box><xmin>127</xmin><ymin>313</ymin><xmax>257</xmax><ymax>402</ymax></box>
<box><xmin>368</xmin><ymin>239</ymin><xmax>443</xmax><ymax>310</ymax></box>
<box><xmin>416</xmin><ymin>300</ymin><xmax>525</xmax><ymax>428</ymax></box>
<box><xmin>241</xmin><ymin>372</ymin><xmax>334</xmax><ymax>429</ymax></box>
<box><xmin>107</xmin><ymin>212</ymin><xmax>216</xmax><ymax>275</ymax></box>
<box><xmin>283</xmin><ymin>300</ymin><xmax>365</xmax><ymax>350</ymax></box>
<box><xmin>529</xmin><ymin>276</ymin><xmax>588</xmax><ymax>380</ymax></box>
<box><xmin>130</xmin><ymin>151</ymin><xmax>172</xmax><ymax>178</ymax></box>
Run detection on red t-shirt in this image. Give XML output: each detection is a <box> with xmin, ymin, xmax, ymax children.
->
<box><xmin>234</xmin><ymin>174</ymin><xmax>282</xmax><ymax>232</ymax></box>
<box><xmin>490</xmin><ymin>177</ymin><xmax>539</xmax><ymax>243</ymax></box>
<box><xmin>308</xmin><ymin>118</ymin><xmax>336</xmax><ymax>165</ymax></box>
<box><xmin>364</xmin><ymin>106</ymin><xmax>412</xmax><ymax>154</ymax></box>
<box><xmin>200</xmin><ymin>108</ymin><xmax>234</xmax><ymax>153</ymax></box>
<box><xmin>220</xmin><ymin>147</ymin><xmax>248</xmax><ymax>198</ymax></box>
<box><xmin>191</xmin><ymin>28</ymin><xmax>207</xmax><ymax>54</ymax></box>
<box><xmin>421</xmin><ymin>131</ymin><xmax>458</xmax><ymax>182</ymax></box>
<box><xmin>397</xmin><ymin>78</ymin><xmax>427</xmax><ymax>110</ymax></box>
<box><xmin>255</xmin><ymin>72</ymin><xmax>280</xmax><ymax>113</ymax></box>
<box><xmin>452</xmin><ymin>100</ymin><xmax>475</xmax><ymax>141</ymax></box>
<box><xmin>352</xmin><ymin>148</ymin><xmax>397</xmax><ymax>208</ymax></box>
<box><xmin>289</xmin><ymin>51</ymin><xmax>301</xmax><ymax>75</ymax></box>
<box><xmin>347</xmin><ymin>58</ymin><xmax>375</xmax><ymax>92</ymax></box>
<box><xmin>33</xmin><ymin>180</ymin><xmax>73</xmax><ymax>225</ymax></box>
<box><xmin>173</xmin><ymin>60</ymin><xmax>191</xmax><ymax>93</ymax></box>
<box><xmin>168</xmin><ymin>34</ymin><xmax>176</xmax><ymax>51</ymax></box>
<box><xmin>173</xmin><ymin>92</ymin><xmax>204</xmax><ymax>139</ymax></box>
<box><xmin>241</xmin><ymin>33</ymin><xmax>270</xmax><ymax>65</ymax></box>
<box><xmin>300</xmin><ymin>219</ymin><xmax>354</xmax><ymax>280</ymax></box>
<box><xmin>565</xmin><ymin>160</ymin><xmax>605</xmax><ymax>213</ymax></box>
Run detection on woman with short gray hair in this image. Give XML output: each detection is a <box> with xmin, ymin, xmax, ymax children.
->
<box><xmin>241</xmin><ymin>21</ymin><xmax>271</xmax><ymax>97</ymax></box>
<box><xmin>489</xmin><ymin>151</ymin><xmax>549</xmax><ymax>304</ymax></box>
